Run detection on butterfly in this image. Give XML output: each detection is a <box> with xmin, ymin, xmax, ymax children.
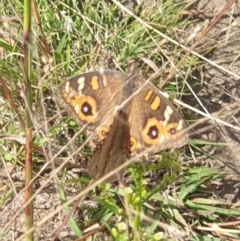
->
<box><xmin>59</xmin><ymin>68</ymin><xmax>188</xmax><ymax>182</ymax></box>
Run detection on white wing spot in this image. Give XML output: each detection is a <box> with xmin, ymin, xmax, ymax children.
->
<box><xmin>65</xmin><ymin>82</ymin><xmax>70</xmax><ymax>93</ymax></box>
<box><xmin>164</xmin><ymin>106</ymin><xmax>173</xmax><ymax>121</ymax></box>
<box><xmin>176</xmin><ymin>120</ymin><xmax>183</xmax><ymax>130</ymax></box>
<box><xmin>77</xmin><ymin>77</ymin><xmax>85</xmax><ymax>94</ymax></box>
<box><xmin>74</xmin><ymin>104</ymin><xmax>80</xmax><ymax>113</ymax></box>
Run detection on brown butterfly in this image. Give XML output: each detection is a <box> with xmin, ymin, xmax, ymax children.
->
<box><xmin>59</xmin><ymin>69</ymin><xmax>188</xmax><ymax>182</ymax></box>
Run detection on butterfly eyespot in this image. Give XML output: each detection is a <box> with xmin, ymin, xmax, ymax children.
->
<box><xmin>169</xmin><ymin>128</ymin><xmax>176</xmax><ymax>135</ymax></box>
<box><xmin>81</xmin><ymin>101</ymin><xmax>93</xmax><ymax>115</ymax></box>
<box><xmin>166</xmin><ymin>123</ymin><xmax>179</xmax><ymax>135</ymax></box>
<box><xmin>142</xmin><ymin>117</ymin><xmax>164</xmax><ymax>145</ymax></box>
<box><xmin>98</xmin><ymin>126</ymin><xmax>109</xmax><ymax>140</ymax></box>
<box><xmin>126</xmin><ymin>136</ymin><xmax>138</xmax><ymax>153</ymax></box>
<box><xmin>64</xmin><ymin>94</ymin><xmax>98</xmax><ymax>123</ymax></box>
<box><xmin>147</xmin><ymin>125</ymin><xmax>159</xmax><ymax>139</ymax></box>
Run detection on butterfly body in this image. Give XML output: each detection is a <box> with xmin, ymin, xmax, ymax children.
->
<box><xmin>59</xmin><ymin>69</ymin><xmax>188</xmax><ymax>182</ymax></box>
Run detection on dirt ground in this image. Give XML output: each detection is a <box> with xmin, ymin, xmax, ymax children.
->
<box><xmin>193</xmin><ymin>0</ymin><xmax>240</xmax><ymax>201</ymax></box>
